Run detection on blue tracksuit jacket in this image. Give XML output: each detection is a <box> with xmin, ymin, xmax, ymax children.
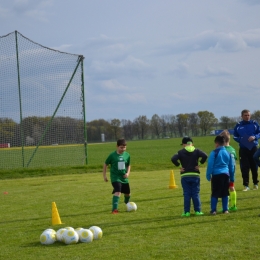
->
<box><xmin>233</xmin><ymin>120</ymin><xmax>260</xmax><ymax>148</ymax></box>
<box><xmin>206</xmin><ymin>146</ymin><xmax>235</xmax><ymax>182</ymax></box>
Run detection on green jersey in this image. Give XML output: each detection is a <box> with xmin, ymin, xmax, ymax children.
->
<box><xmin>225</xmin><ymin>145</ymin><xmax>237</xmax><ymax>181</ymax></box>
<box><xmin>105</xmin><ymin>151</ymin><xmax>130</xmax><ymax>184</ymax></box>
<box><xmin>225</xmin><ymin>145</ymin><xmax>237</xmax><ymax>161</ymax></box>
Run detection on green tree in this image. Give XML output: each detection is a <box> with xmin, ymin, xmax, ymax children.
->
<box><xmin>197</xmin><ymin>111</ymin><xmax>218</xmax><ymax>136</ymax></box>
<box><xmin>110</xmin><ymin>119</ymin><xmax>121</xmax><ymax>140</ymax></box>
<box><xmin>176</xmin><ymin>113</ymin><xmax>189</xmax><ymax>137</ymax></box>
<box><xmin>251</xmin><ymin>110</ymin><xmax>260</xmax><ymax>123</ymax></box>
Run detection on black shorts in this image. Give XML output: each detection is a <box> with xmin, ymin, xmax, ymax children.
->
<box><xmin>112</xmin><ymin>182</ymin><xmax>130</xmax><ymax>194</ymax></box>
<box><xmin>211</xmin><ymin>174</ymin><xmax>230</xmax><ymax>198</ymax></box>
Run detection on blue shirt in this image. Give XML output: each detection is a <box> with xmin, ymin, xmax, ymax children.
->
<box><xmin>206</xmin><ymin>146</ymin><xmax>234</xmax><ymax>182</ymax></box>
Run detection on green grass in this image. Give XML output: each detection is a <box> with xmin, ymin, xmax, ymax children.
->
<box><xmin>0</xmin><ymin>137</ymin><xmax>258</xmax><ymax>259</ymax></box>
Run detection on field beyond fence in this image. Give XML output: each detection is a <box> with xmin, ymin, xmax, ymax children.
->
<box><xmin>0</xmin><ymin>137</ymin><xmax>259</xmax><ymax>259</ymax></box>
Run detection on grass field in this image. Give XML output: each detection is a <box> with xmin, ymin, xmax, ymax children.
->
<box><xmin>0</xmin><ymin>137</ymin><xmax>260</xmax><ymax>259</ymax></box>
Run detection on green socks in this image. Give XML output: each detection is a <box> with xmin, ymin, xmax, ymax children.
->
<box><xmin>124</xmin><ymin>195</ymin><xmax>130</xmax><ymax>204</ymax></box>
<box><xmin>112</xmin><ymin>196</ymin><xmax>120</xmax><ymax>211</ymax></box>
<box><xmin>230</xmin><ymin>190</ymin><xmax>237</xmax><ymax>207</ymax></box>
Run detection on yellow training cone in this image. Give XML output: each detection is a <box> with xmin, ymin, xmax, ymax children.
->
<box><xmin>52</xmin><ymin>202</ymin><xmax>63</xmax><ymax>225</ymax></box>
<box><xmin>169</xmin><ymin>170</ymin><xmax>178</xmax><ymax>189</ymax></box>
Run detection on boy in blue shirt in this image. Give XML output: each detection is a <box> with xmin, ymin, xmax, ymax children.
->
<box><xmin>206</xmin><ymin>135</ymin><xmax>235</xmax><ymax>215</ymax></box>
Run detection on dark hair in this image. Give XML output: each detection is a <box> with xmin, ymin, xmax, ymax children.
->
<box><xmin>214</xmin><ymin>135</ymin><xmax>225</xmax><ymax>146</ymax></box>
<box><xmin>117</xmin><ymin>138</ymin><xmax>127</xmax><ymax>146</ymax></box>
<box><xmin>241</xmin><ymin>109</ymin><xmax>250</xmax><ymax>116</ymax></box>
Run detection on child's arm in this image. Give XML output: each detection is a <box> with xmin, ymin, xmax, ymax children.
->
<box><xmin>228</xmin><ymin>155</ymin><xmax>235</xmax><ymax>182</ymax></box>
<box><xmin>103</xmin><ymin>164</ymin><xmax>109</xmax><ymax>182</ymax></box>
<box><xmin>171</xmin><ymin>153</ymin><xmax>180</xmax><ymax>167</ymax></box>
<box><xmin>198</xmin><ymin>150</ymin><xmax>208</xmax><ymax>165</ymax></box>
<box><xmin>123</xmin><ymin>165</ymin><xmax>131</xmax><ymax>178</ymax></box>
<box><xmin>206</xmin><ymin>151</ymin><xmax>214</xmax><ymax>181</ymax></box>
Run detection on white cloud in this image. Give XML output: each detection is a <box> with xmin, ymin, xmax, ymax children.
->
<box><xmin>89</xmin><ymin>55</ymin><xmax>154</xmax><ymax>79</ymax></box>
<box><xmin>100</xmin><ymin>79</ymin><xmax>129</xmax><ymax>91</ymax></box>
<box><xmin>12</xmin><ymin>0</ymin><xmax>53</xmax><ymax>22</ymax></box>
<box><xmin>169</xmin><ymin>62</ymin><xmax>190</xmax><ymax>78</ymax></box>
<box><xmin>197</xmin><ymin>66</ymin><xmax>233</xmax><ymax>78</ymax></box>
<box><xmin>157</xmin><ymin>29</ymin><xmax>260</xmax><ymax>55</ymax></box>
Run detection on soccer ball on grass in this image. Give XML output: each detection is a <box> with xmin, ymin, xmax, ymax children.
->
<box><xmin>126</xmin><ymin>202</ymin><xmax>137</xmax><ymax>212</ymax></box>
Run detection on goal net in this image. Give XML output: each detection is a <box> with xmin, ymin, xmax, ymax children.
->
<box><xmin>0</xmin><ymin>31</ymin><xmax>87</xmax><ymax>169</ymax></box>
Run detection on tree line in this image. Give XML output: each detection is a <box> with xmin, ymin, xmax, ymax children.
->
<box><xmin>2</xmin><ymin>110</ymin><xmax>260</xmax><ymax>146</ymax></box>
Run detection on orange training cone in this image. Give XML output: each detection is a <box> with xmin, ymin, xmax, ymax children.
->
<box><xmin>169</xmin><ymin>170</ymin><xmax>178</xmax><ymax>189</ymax></box>
<box><xmin>52</xmin><ymin>202</ymin><xmax>63</xmax><ymax>225</ymax></box>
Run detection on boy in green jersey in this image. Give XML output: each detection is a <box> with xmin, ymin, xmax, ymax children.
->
<box><xmin>220</xmin><ymin>130</ymin><xmax>238</xmax><ymax>211</ymax></box>
<box><xmin>103</xmin><ymin>138</ymin><xmax>131</xmax><ymax>214</ymax></box>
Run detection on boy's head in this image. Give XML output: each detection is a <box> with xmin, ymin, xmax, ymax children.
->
<box><xmin>219</xmin><ymin>130</ymin><xmax>230</xmax><ymax>144</ymax></box>
<box><xmin>117</xmin><ymin>138</ymin><xmax>127</xmax><ymax>146</ymax></box>
<box><xmin>117</xmin><ymin>138</ymin><xmax>127</xmax><ymax>154</ymax></box>
<box><xmin>214</xmin><ymin>135</ymin><xmax>225</xmax><ymax>147</ymax></box>
<box><xmin>181</xmin><ymin>136</ymin><xmax>193</xmax><ymax>146</ymax></box>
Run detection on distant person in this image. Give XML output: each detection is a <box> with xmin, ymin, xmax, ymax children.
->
<box><xmin>103</xmin><ymin>138</ymin><xmax>131</xmax><ymax>214</ymax></box>
<box><xmin>220</xmin><ymin>130</ymin><xmax>237</xmax><ymax>211</ymax></box>
<box><xmin>171</xmin><ymin>137</ymin><xmax>208</xmax><ymax>217</ymax></box>
<box><xmin>206</xmin><ymin>135</ymin><xmax>235</xmax><ymax>215</ymax></box>
<box><xmin>233</xmin><ymin>109</ymin><xmax>260</xmax><ymax>191</ymax></box>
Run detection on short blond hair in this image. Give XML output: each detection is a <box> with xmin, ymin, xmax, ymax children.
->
<box><xmin>219</xmin><ymin>130</ymin><xmax>230</xmax><ymax>143</ymax></box>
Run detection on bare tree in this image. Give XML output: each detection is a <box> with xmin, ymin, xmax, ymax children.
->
<box><xmin>188</xmin><ymin>113</ymin><xmax>200</xmax><ymax>136</ymax></box>
<box><xmin>110</xmin><ymin>119</ymin><xmax>122</xmax><ymax>140</ymax></box>
<box><xmin>121</xmin><ymin>119</ymin><xmax>134</xmax><ymax>140</ymax></box>
<box><xmin>150</xmin><ymin>114</ymin><xmax>162</xmax><ymax>138</ymax></box>
<box><xmin>133</xmin><ymin>115</ymin><xmax>150</xmax><ymax>139</ymax></box>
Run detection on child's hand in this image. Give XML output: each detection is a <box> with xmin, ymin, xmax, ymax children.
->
<box><xmin>104</xmin><ymin>176</ymin><xmax>108</xmax><ymax>182</ymax></box>
<box><xmin>180</xmin><ymin>167</ymin><xmax>185</xmax><ymax>173</ymax></box>
<box><xmin>123</xmin><ymin>173</ymin><xmax>129</xmax><ymax>178</ymax></box>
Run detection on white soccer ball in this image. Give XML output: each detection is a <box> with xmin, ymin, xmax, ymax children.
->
<box><xmin>64</xmin><ymin>226</ymin><xmax>75</xmax><ymax>231</ymax></box>
<box><xmin>126</xmin><ymin>202</ymin><xmax>137</xmax><ymax>212</ymax></box>
<box><xmin>77</xmin><ymin>229</ymin><xmax>93</xmax><ymax>243</ymax></box>
<box><xmin>40</xmin><ymin>230</ymin><xmax>56</xmax><ymax>245</ymax></box>
<box><xmin>43</xmin><ymin>228</ymin><xmax>56</xmax><ymax>234</ymax></box>
<box><xmin>89</xmin><ymin>226</ymin><xmax>103</xmax><ymax>240</ymax></box>
<box><xmin>56</xmin><ymin>228</ymin><xmax>66</xmax><ymax>242</ymax></box>
<box><xmin>62</xmin><ymin>229</ymin><xmax>79</xmax><ymax>245</ymax></box>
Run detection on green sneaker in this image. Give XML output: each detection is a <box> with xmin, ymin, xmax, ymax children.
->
<box><xmin>181</xmin><ymin>212</ymin><xmax>190</xmax><ymax>217</ymax></box>
<box><xmin>195</xmin><ymin>211</ymin><xmax>204</xmax><ymax>216</ymax></box>
<box><xmin>229</xmin><ymin>206</ymin><xmax>237</xmax><ymax>211</ymax></box>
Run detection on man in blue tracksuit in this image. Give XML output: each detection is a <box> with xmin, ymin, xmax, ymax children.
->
<box><xmin>233</xmin><ymin>109</ymin><xmax>260</xmax><ymax>191</ymax></box>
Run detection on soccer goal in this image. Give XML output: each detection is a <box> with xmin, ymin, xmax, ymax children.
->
<box><xmin>0</xmin><ymin>31</ymin><xmax>87</xmax><ymax>169</ymax></box>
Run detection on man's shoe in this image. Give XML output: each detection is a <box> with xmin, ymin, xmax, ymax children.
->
<box><xmin>253</xmin><ymin>185</ymin><xmax>258</xmax><ymax>190</ymax></box>
<box><xmin>229</xmin><ymin>206</ymin><xmax>237</xmax><ymax>211</ymax></box>
<box><xmin>112</xmin><ymin>209</ymin><xmax>119</xmax><ymax>214</ymax></box>
<box><xmin>223</xmin><ymin>211</ymin><xmax>229</xmax><ymax>214</ymax></box>
<box><xmin>210</xmin><ymin>211</ymin><xmax>216</xmax><ymax>215</ymax></box>
<box><xmin>242</xmin><ymin>186</ymin><xmax>250</xmax><ymax>191</ymax></box>
<box><xmin>195</xmin><ymin>211</ymin><xmax>204</xmax><ymax>216</ymax></box>
<box><xmin>181</xmin><ymin>212</ymin><xmax>190</xmax><ymax>217</ymax></box>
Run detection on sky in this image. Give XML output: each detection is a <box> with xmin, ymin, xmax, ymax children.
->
<box><xmin>1</xmin><ymin>0</ymin><xmax>260</xmax><ymax>122</ymax></box>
